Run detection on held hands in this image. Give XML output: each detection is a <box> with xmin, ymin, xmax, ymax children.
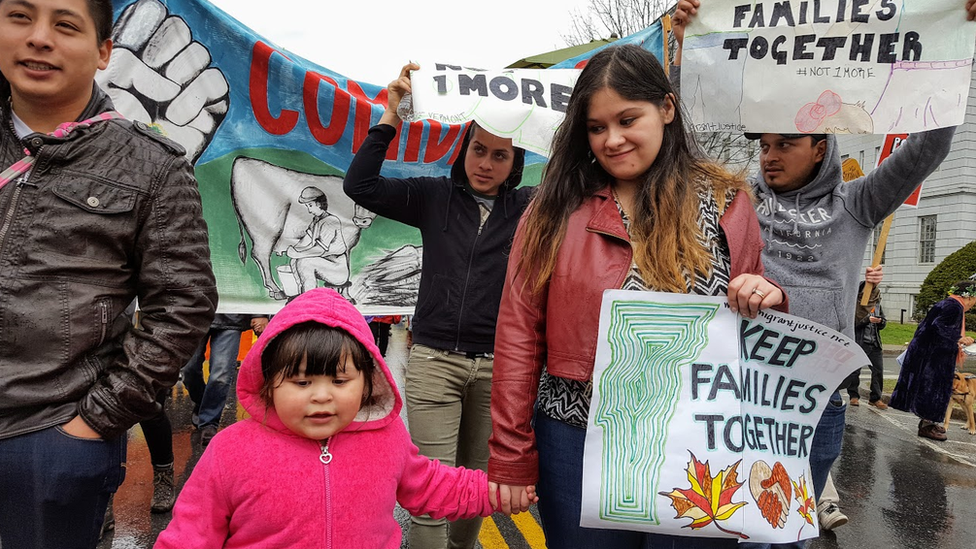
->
<box><xmin>489</xmin><ymin>482</ymin><xmax>539</xmax><ymax>515</ymax></box>
<box><xmin>727</xmin><ymin>274</ymin><xmax>784</xmax><ymax>319</ymax></box>
<box><xmin>968</xmin><ymin>0</ymin><xmax>976</xmax><ymax>21</ymax></box>
<box><xmin>380</xmin><ymin>63</ymin><xmax>421</xmax><ymax>127</ymax></box>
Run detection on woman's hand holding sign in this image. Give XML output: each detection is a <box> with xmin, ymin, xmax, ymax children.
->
<box><xmin>728</xmin><ymin>274</ymin><xmax>784</xmax><ymax>319</ymax></box>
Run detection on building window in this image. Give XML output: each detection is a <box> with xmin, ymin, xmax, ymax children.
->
<box><xmin>841</xmin><ymin>154</ymin><xmax>849</xmax><ymax>161</ymax></box>
<box><xmin>874</xmin><ymin>146</ymin><xmax>881</xmax><ymax>167</ymax></box>
<box><xmin>872</xmin><ymin>226</ymin><xmax>886</xmax><ymax>264</ymax></box>
<box><xmin>919</xmin><ymin>215</ymin><xmax>937</xmax><ymax>264</ymax></box>
<box><xmin>858</xmin><ymin>150</ymin><xmax>865</xmax><ymax>168</ymax></box>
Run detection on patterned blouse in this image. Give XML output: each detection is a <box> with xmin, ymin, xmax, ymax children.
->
<box><xmin>536</xmin><ymin>184</ymin><xmax>736</xmax><ymax>428</ymax></box>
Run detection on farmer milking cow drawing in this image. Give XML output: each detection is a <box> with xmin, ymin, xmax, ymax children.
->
<box><xmin>230</xmin><ymin>158</ymin><xmax>376</xmax><ymax>302</ymax></box>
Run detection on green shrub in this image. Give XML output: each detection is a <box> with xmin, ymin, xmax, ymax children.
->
<box><xmin>914</xmin><ymin>240</ymin><xmax>976</xmax><ymax>325</ymax></box>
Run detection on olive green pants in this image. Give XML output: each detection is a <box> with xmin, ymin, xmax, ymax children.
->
<box><xmin>405</xmin><ymin>344</ymin><xmax>493</xmax><ymax>549</ymax></box>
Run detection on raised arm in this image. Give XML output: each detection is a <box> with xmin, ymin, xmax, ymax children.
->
<box><xmin>380</xmin><ymin>62</ymin><xmax>418</xmax><ymax>128</ymax></box>
<box><xmin>844</xmin><ymin>126</ymin><xmax>955</xmax><ymax>227</ymax></box>
<box><xmin>343</xmin><ymin>63</ymin><xmax>439</xmax><ymax>228</ymax></box>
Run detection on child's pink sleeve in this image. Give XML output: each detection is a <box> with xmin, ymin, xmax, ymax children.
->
<box><xmin>153</xmin><ymin>446</ymin><xmax>232</xmax><ymax>548</ymax></box>
<box><xmin>393</xmin><ymin>421</ymin><xmax>495</xmax><ymax>520</ymax></box>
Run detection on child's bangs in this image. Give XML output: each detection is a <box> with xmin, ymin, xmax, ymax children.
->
<box><xmin>259</xmin><ymin>321</ymin><xmax>376</xmax><ymax>404</ymax></box>
<box><xmin>301</xmin><ymin>328</ymin><xmax>372</xmax><ymax>378</ymax></box>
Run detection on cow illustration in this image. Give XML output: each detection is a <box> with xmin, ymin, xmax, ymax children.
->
<box><xmin>230</xmin><ymin>157</ymin><xmax>375</xmax><ymax>300</ymax></box>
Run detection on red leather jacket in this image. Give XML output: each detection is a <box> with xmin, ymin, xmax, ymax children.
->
<box><xmin>488</xmin><ymin>185</ymin><xmax>788</xmax><ymax>485</ymax></box>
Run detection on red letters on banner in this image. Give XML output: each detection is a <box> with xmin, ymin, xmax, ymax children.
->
<box><xmin>249</xmin><ymin>42</ymin><xmax>299</xmax><ymax>135</ymax></box>
<box><xmin>249</xmin><ymin>41</ymin><xmax>466</xmax><ymax>165</ymax></box>
<box><xmin>304</xmin><ymin>71</ymin><xmax>349</xmax><ymax>146</ymax></box>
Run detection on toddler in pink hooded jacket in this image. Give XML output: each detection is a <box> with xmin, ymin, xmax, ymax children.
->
<box><xmin>155</xmin><ymin>288</ymin><xmax>526</xmax><ymax>548</ymax></box>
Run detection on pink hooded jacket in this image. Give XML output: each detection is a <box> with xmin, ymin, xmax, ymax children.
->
<box><xmin>154</xmin><ymin>288</ymin><xmax>494</xmax><ymax>549</ymax></box>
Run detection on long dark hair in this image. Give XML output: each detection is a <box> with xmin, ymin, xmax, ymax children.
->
<box><xmin>517</xmin><ymin>45</ymin><xmax>746</xmax><ymax>293</ymax></box>
<box><xmin>450</xmin><ymin>121</ymin><xmax>526</xmax><ymax>190</ymax></box>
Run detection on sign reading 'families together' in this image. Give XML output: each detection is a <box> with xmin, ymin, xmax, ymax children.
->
<box><xmin>682</xmin><ymin>0</ymin><xmax>976</xmax><ymax>134</ymax></box>
<box><xmin>581</xmin><ymin>291</ymin><xmax>865</xmax><ymax>543</ymax></box>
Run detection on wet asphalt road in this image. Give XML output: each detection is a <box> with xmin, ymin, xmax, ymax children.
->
<box><xmin>809</xmin><ymin>402</ymin><xmax>976</xmax><ymax>549</ymax></box>
<box><xmin>98</xmin><ymin>328</ymin><xmax>976</xmax><ymax>549</ymax></box>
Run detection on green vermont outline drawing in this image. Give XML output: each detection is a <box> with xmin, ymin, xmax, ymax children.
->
<box><xmin>595</xmin><ymin>300</ymin><xmax>719</xmax><ymax>524</ymax></box>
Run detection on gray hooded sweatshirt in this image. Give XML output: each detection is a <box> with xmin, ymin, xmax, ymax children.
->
<box><xmin>750</xmin><ymin>127</ymin><xmax>955</xmax><ymax>338</ymax></box>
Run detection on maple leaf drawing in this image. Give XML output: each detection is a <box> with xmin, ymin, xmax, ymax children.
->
<box><xmin>791</xmin><ymin>473</ymin><xmax>816</xmax><ymax>541</ymax></box>
<box><xmin>659</xmin><ymin>451</ymin><xmax>749</xmax><ymax>539</ymax></box>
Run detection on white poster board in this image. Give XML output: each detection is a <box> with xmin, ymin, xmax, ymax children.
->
<box><xmin>581</xmin><ymin>291</ymin><xmax>865</xmax><ymax>543</ymax></box>
<box><xmin>409</xmin><ymin>65</ymin><xmax>581</xmax><ymax>156</ymax></box>
<box><xmin>681</xmin><ymin>0</ymin><xmax>976</xmax><ymax>134</ymax></box>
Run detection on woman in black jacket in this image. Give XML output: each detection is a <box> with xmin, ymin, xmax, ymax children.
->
<box><xmin>343</xmin><ymin>63</ymin><xmax>533</xmax><ymax>549</ymax></box>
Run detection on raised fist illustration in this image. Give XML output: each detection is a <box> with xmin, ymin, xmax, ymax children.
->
<box><xmin>96</xmin><ymin>0</ymin><xmax>230</xmax><ymax>163</ymax></box>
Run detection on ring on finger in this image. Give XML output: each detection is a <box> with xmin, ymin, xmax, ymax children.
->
<box><xmin>751</xmin><ymin>288</ymin><xmax>766</xmax><ymax>299</ymax></box>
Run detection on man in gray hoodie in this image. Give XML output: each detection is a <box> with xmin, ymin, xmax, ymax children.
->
<box><xmin>746</xmin><ymin>128</ymin><xmax>954</xmax><ymax>501</ymax></box>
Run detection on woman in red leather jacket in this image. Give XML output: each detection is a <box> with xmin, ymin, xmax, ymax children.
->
<box><xmin>487</xmin><ymin>45</ymin><xmax>787</xmax><ymax>549</ymax></box>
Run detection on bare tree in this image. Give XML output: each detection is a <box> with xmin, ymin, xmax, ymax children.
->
<box><xmin>695</xmin><ymin>133</ymin><xmax>759</xmax><ymax>171</ymax></box>
<box><xmin>562</xmin><ymin>0</ymin><xmax>673</xmax><ymax>46</ymax></box>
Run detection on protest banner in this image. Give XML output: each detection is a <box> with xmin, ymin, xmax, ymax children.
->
<box><xmin>101</xmin><ymin>0</ymin><xmax>663</xmax><ymax>314</ymax></box>
<box><xmin>409</xmin><ymin>66</ymin><xmax>581</xmax><ymax>156</ymax></box>
<box><xmin>408</xmin><ymin>18</ymin><xmax>671</xmax><ymax>155</ymax></box>
<box><xmin>581</xmin><ymin>291</ymin><xmax>866</xmax><ymax>542</ymax></box>
<box><xmin>681</xmin><ymin>0</ymin><xmax>976</xmax><ymax>134</ymax></box>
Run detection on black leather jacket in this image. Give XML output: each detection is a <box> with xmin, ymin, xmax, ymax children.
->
<box><xmin>0</xmin><ymin>84</ymin><xmax>217</xmax><ymax>439</ymax></box>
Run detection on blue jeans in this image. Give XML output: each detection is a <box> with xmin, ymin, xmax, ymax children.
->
<box><xmin>534</xmin><ymin>410</ymin><xmax>740</xmax><ymax>549</ymax></box>
<box><xmin>182</xmin><ymin>328</ymin><xmax>242</xmax><ymax>427</ymax></box>
<box><xmin>809</xmin><ymin>392</ymin><xmax>846</xmax><ymax>500</ymax></box>
<box><xmin>0</xmin><ymin>425</ymin><xmax>126</xmax><ymax>549</ymax></box>
<box><xmin>740</xmin><ymin>392</ymin><xmax>847</xmax><ymax>549</ymax></box>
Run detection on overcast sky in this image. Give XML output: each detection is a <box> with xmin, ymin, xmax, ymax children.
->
<box><xmin>208</xmin><ymin>0</ymin><xmax>593</xmax><ymax>86</ymax></box>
